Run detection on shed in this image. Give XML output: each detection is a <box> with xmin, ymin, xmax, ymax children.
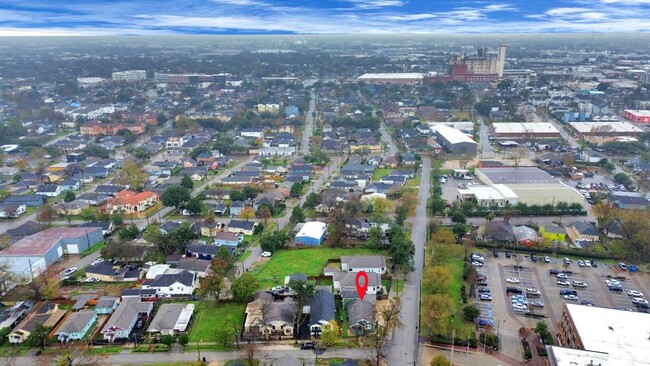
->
<box><xmin>295</xmin><ymin>221</ymin><xmax>327</xmax><ymax>246</ymax></box>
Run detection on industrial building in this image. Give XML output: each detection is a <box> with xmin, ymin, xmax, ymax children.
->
<box><xmin>0</xmin><ymin>227</ymin><xmax>103</xmax><ymax>279</ymax></box>
<box><xmin>295</xmin><ymin>221</ymin><xmax>327</xmax><ymax>246</ymax></box>
<box><xmin>568</xmin><ymin>121</ymin><xmax>644</xmax><ymax>137</ymax></box>
<box><xmin>356</xmin><ymin>73</ymin><xmax>426</xmax><ymax>85</ymax></box>
<box><xmin>472</xmin><ymin>167</ymin><xmax>584</xmax><ymax>205</ymax></box>
<box><xmin>111</xmin><ymin>70</ymin><xmax>147</xmax><ymax>81</ymax></box>
<box><xmin>491</xmin><ymin>122</ymin><xmax>561</xmax><ymax>140</ymax></box>
<box><xmin>548</xmin><ymin>304</ymin><xmax>650</xmax><ymax>366</ymax></box>
<box><xmin>623</xmin><ymin>109</ymin><xmax>650</xmax><ymax>124</ymax></box>
<box><xmin>457</xmin><ymin>184</ymin><xmax>518</xmax><ymax>207</ymax></box>
<box><xmin>427</xmin><ymin>44</ymin><xmax>506</xmax><ymax>83</ymax></box>
<box><xmin>432</xmin><ymin>124</ymin><xmax>477</xmax><ymax>154</ymax></box>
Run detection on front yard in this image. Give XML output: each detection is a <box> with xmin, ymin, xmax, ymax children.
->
<box><xmin>188</xmin><ymin>301</ymin><xmax>246</xmax><ymax>343</ymax></box>
<box><xmin>251</xmin><ymin>247</ymin><xmax>384</xmax><ymax>290</ymax></box>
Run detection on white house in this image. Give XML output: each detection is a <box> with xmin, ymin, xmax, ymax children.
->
<box><xmin>36</xmin><ymin>185</ymin><xmax>63</xmax><ymax>197</ymax></box>
<box><xmin>141</xmin><ymin>270</ymin><xmax>198</xmax><ymax>297</ymax></box>
<box><xmin>341</xmin><ymin>255</ymin><xmax>387</xmax><ymax>274</ymax></box>
<box><xmin>333</xmin><ymin>271</ymin><xmax>382</xmax><ymax>295</ymax></box>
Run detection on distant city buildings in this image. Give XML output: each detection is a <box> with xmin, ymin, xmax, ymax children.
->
<box><xmin>430</xmin><ymin>44</ymin><xmax>507</xmax><ymax>83</ymax></box>
<box><xmin>112</xmin><ymin>70</ymin><xmax>147</xmax><ymax>81</ymax></box>
<box><xmin>154</xmin><ymin>73</ymin><xmax>226</xmax><ymax>86</ymax></box>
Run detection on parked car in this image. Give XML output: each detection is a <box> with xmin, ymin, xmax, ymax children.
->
<box><xmin>84</xmin><ymin>277</ymin><xmax>100</xmax><ymax>283</ymax></box>
<box><xmin>506</xmin><ymin>287</ymin><xmax>523</xmax><ymax>294</ymax></box>
<box><xmin>556</xmin><ymin>273</ymin><xmax>568</xmax><ymax>280</ymax></box>
<box><xmin>580</xmin><ymin>300</ymin><xmax>595</xmax><ymax>306</ymax></box>
<box><xmin>261</xmin><ymin>251</ymin><xmax>272</xmax><ymax>257</ymax></box>
<box><xmin>478</xmin><ymin>288</ymin><xmax>491</xmax><ymax>293</ymax></box>
<box><xmin>618</xmin><ymin>262</ymin><xmax>628</xmax><ymax>271</ymax></box>
<box><xmin>609</xmin><ymin>285</ymin><xmax>623</xmax><ymax>292</ymax></box>
<box><xmin>543</xmin><ymin>256</ymin><xmax>551</xmax><ymax>263</ymax></box>
<box><xmin>506</xmin><ymin>277</ymin><xmax>520</xmax><ymax>284</ymax></box>
<box><xmin>577</xmin><ymin>260</ymin><xmax>585</xmax><ymax>267</ymax></box>
<box><xmin>472</xmin><ymin>261</ymin><xmax>483</xmax><ymax>268</ymax></box>
<box><xmin>563</xmin><ymin>294</ymin><xmax>579</xmax><ymax>301</ymax></box>
<box><xmin>557</xmin><ymin>280</ymin><xmax>570</xmax><ymax>286</ymax></box>
<box><xmin>549</xmin><ymin>269</ymin><xmax>562</xmax><ymax>275</ymax></box>
<box><xmin>300</xmin><ymin>342</ymin><xmax>315</xmax><ymax>350</ymax></box>
<box><xmin>628</xmin><ymin>290</ymin><xmax>644</xmax><ymax>297</ymax></box>
<box><xmin>63</xmin><ymin>267</ymin><xmax>78</xmax><ymax>276</ymax></box>
<box><xmin>505</xmin><ymin>251</ymin><xmax>512</xmax><ymax>258</ymax></box>
<box><xmin>530</xmin><ymin>300</ymin><xmax>545</xmax><ymax>308</ymax></box>
<box><xmin>492</xmin><ymin>250</ymin><xmax>499</xmax><ymax>257</ymax></box>
<box><xmin>563</xmin><ymin>257</ymin><xmax>571</xmax><ymax>265</ymax></box>
<box><xmin>530</xmin><ymin>253</ymin><xmax>538</xmax><ymax>262</ymax></box>
<box><xmin>572</xmin><ymin>281</ymin><xmax>588</xmax><ymax>288</ymax></box>
<box><xmin>479</xmin><ymin>293</ymin><xmax>492</xmax><ymax>301</ymax></box>
<box><xmin>526</xmin><ymin>288</ymin><xmax>541</xmax><ymax>297</ymax></box>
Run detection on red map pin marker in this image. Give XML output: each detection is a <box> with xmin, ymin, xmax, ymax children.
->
<box><xmin>355</xmin><ymin>271</ymin><xmax>368</xmax><ymax>301</ymax></box>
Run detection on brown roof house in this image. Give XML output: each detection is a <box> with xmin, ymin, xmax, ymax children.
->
<box><xmin>243</xmin><ymin>292</ymin><xmax>297</xmax><ymax>341</ymax></box>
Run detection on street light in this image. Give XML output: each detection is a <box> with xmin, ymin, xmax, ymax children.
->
<box><xmin>197</xmin><ymin>338</ymin><xmax>202</xmax><ymax>362</ymax></box>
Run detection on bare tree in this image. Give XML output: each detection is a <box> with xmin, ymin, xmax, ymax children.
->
<box><xmin>37</xmin><ymin>342</ymin><xmax>105</xmax><ymax>366</ymax></box>
<box><xmin>367</xmin><ymin>298</ymin><xmax>402</xmax><ymax>366</ymax></box>
<box><xmin>244</xmin><ymin>343</ymin><xmax>257</xmax><ymax>366</ymax></box>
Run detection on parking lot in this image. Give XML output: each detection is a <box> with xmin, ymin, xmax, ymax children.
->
<box><xmin>471</xmin><ymin>250</ymin><xmax>650</xmax><ymax>352</ymax></box>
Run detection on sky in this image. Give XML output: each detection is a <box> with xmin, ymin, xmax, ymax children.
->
<box><xmin>0</xmin><ymin>0</ymin><xmax>649</xmax><ymax>36</ymax></box>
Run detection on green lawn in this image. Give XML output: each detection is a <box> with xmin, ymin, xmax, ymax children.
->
<box><xmin>239</xmin><ymin>250</ymin><xmax>252</xmax><ymax>263</ymax></box>
<box><xmin>188</xmin><ymin>301</ymin><xmax>246</xmax><ymax>343</ymax></box>
<box><xmin>251</xmin><ymin>247</ymin><xmax>384</xmax><ymax>290</ymax></box>
<box><xmin>82</xmin><ymin>241</ymin><xmax>105</xmax><ymax>256</ymax></box>
<box><xmin>405</xmin><ymin>176</ymin><xmax>421</xmax><ymax>188</ymax></box>
<box><xmin>372</xmin><ymin>168</ymin><xmax>391</xmax><ymax>180</ymax></box>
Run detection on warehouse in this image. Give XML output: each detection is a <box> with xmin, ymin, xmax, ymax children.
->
<box><xmin>357</xmin><ymin>73</ymin><xmax>425</xmax><ymax>85</ymax></box>
<box><xmin>623</xmin><ymin>109</ymin><xmax>650</xmax><ymax>124</ymax></box>
<box><xmin>0</xmin><ymin>227</ymin><xmax>103</xmax><ymax>279</ymax></box>
<box><xmin>491</xmin><ymin>122</ymin><xmax>561</xmax><ymax>140</ymax></box>
<box><xmin>433</xmin><ymin>124</ymin><xmax>477</xmax><ymax>154</ymax></box>
<box><xmin>457</xmin><ymin>184</ymin><xmax>518</xmax><ymax>207</ymax></box>
<box><xmin>295</xmin><ymin>221</ymin><xmax>327</xmax><ymax>246</ymax></box>
<box><xmin>473</xmin><ymin>167</ymin><xmax>584</xmax><ymax>205</ymax></box>
<box><xmin>568</xmin><ymin>121</ymin><xmax>644</xmax><ymax>137</ymax></box>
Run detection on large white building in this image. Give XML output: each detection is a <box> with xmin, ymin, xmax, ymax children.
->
<box><xmin>549</xmin><ymin>303</ymin><xmax>650</xmax><ymax>366</ymax></box>
<box><xmin>491</xmin><ymin>122</ymin><xmax>561</xmax><ymax>140</ymax></box>
<box><xmin>357</xmin><ymin>73</ymin><xmax>426</xmax><ymax>84</ymax></box>
<box><xmin>112</xmin><ymin>70</ymin><xmax>147</xmax><ymax>81</ymax></box>
<box><xmin>432</xmin><ymin>124</ymin><xmax>477</xmax><ymax>154</ymax></box>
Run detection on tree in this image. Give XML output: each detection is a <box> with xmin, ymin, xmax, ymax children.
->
<box><xmin>474</xmin><ymin>100</ymin><xmax>492</xmax><ymax>116</ymax></box>
<box><xmin>27</xmin><ymin>324</ymin><xmax>50</xmax><ymax>350</ymax></box>
<box><xmin>232</xmin><ymin>272</ymin><xmax>258</xmax><ymax>303</ymax></box>
<box><xmin>201</xmin><ymin>263</ymin><xmax>227</xmax><ymax>303</ymax></box>
<box><xmin>52</xmin><ymin>342</ymin><xmax>104</xmax><ymax>366</ymax></box>
<box><xmin>368</xmin><ymin>298</ymin><xmax>402</xmax><ymax>366</ymax></box>
<box><xmin>452</xmin><ymin>223</ymin><xmax>468</xmax><ymax>238</ymax></box>
<box><xmin>400</xmin><ymin>190</ymin><xmax>418</xmax><ymax>216</ymax></box>
<box><xmin>161</xmin><ymin>334</ymin><xmax>175</xmax><ymax>348</ymax></box>
<box><xmin>78</xmin><ymin>206</ymin><xmax>98</xmax><ymax>222</ymax></box>
<box><xmin>238</xmin><ymin>207</ymin><xmax>256</xmax><ymax>221</ymax></box>
<box><xmin>366</xmin><ymin>226</ymin><xmax>384</xmax><ymax>250</ymax></box>
<box><xmin>36</xmin><ymin>203</ymin><xmax>55</xmax><ymax>226</ymax></box>
<box><xmin>215</xmin><ymin>326</ymin><xmax>234</xmax><ymax>348</ymax></box>
<box><xmin>259</xmin><ymin>231</ymin><xmax>288</xmax><ymax>253</ymax></box>
<box><xmin>288</xmin><ymin>279</ymin><xmax>315</xmax><ymax>336</ymax></box>
<box><xmin>290</xmin><ymin>182</ymin><xmax>303</xmax><ymax>198</ymax></box>
<box><xmin>592</xmin><ymin>202</ymin><xmax>616</xmax><ymax>233</ymax></box>
<box><xmin>257</xmin><ymin>205</ymin><xmax>272</xmax><ymax>225</ymax></box>
<box><xmin>423</xmin><ymin>294</ymin><xmax>453</xmax><ymax>335</ymax></box>
<box><xmin>462</xmin><ymin>304</ymin><xmax>480</xmax><ymax>322</ymax></box>
<box><xmin>389</xmin><ymin>227</ymin><xmax>415</xmax><ymax>273</ymax></box>
<box><xmin>395</xmin><ymin>205</ymin><xmax>407</xmax><ymax>226</ymax></box>
<box><xmin>534</xmin><ymin>321</ymin><xmax>550</xmax><ymax>336</ymax></box>
<box><xmin>319</xmin><ymin>320</ymin><xmax>341</xmax><ymax>347</ymax></box>
<box><xmin>229</xmin><ymin>190</ymin><xmax>245</xmax><ymax>202</ymax></box>
<box><xmin>116</xmin><ymin>159</ymin><xmax>147</xmax><ymax>191</ymax></box>
<box><xmin>0</xmin><ymin>190</ymin><xmax>10</xmax><ymax>202</ymax></box>
<box><xmin>369</xmin><ymin>197</ymin><xmax>394</xmax><ymax>222</ymax></box>
<box><xmin>181</xmin><ymin>174</ymin><xmax>194</xmax><ymax>189</ymax></box>
<box><xmin>423</xmin><ymin>266</ymin><xmax>451</xmax><ymax>295</ymax></box>
<box><xmin>304</xmin><ymin>192</ymin><xmax>322</xmax><ymax>208</ymax></box>
<box><xmin>185</xmin><ymin>196</ymin><xmax>204</xmax><ymax>216</ymax></box>
<box><xmin>161</xmin><ymin>185</ymin><xmax>191</xmax><ymax>210</ymax></box>
<box><xmin>290</xmin><ymin>206</ymin><xmax>305</xmax><ymax>224</ymax></box>
<box><xmin>178</xmin><ymin>334</ymin><xmax>189</xmax><ymax>347</ymax></box>
<box><xmin>244</xmin><ymin>343</ymin><xmax>257</xmax><ymax>366</ymax></box>
<box><xmin>242</xmin><ymin>186</ymin><xmax>256</xmax><ymax>200</ymax></box>
<box><xmin>63</xmin><ymin>190</ymin><xmax>76</xmax><ymax>203</ymax></box>
<box><xmin>450</xmin><ymin>211</ymin><xmax>466</xmax><ymax>224</ymax></box>
<box><xmin>430</xmin><ymin>354</ymin><xmax>451</xmax><ymax>366</ymax></box>
<box><xmin>111</xmin><ymin>214</ymin><xmax>123</xmax><ymax>226</ymax></box>
<box><xmin>119</xmin><ymin>225</ymin><xmax>140</xmax><ymax>240</ymax></box>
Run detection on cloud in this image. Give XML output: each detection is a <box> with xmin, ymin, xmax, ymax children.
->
<box><xmin>344</xmin><ymin>0</ymin><xmax>406</xmax><ymax>10</ymax></box>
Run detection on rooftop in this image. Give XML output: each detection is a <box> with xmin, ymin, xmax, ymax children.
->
<box><xmin>478</xmin><ymin>167</ymin><xmax>558</xmax><ymax>185</ymax></box>
<box><xmin>624</xmin><ymin>109</ymin><xmax>650</xmax><ymax>117</ymax></box>
<box><xmin>296</xmin><ymin>221</ymin><xmax>327</xmax><ymax>239</ymax></box>
<box><xmin>357</xmin><ymin>73</ymin><xmax>425</xmax><ymax>80</ymax></box>
<box><xmin>492</xmin><ymin>122</ymin><xmax>560</xmax><ymax>134</ymax></box>
<box><xmin>0</xmin><ymin>227</ymin><xmax>101</xmax><ymax>257</ymax></box>
<box><xmin>568</xmin><ymin>121</ymin><xmax>643</xmax><ymax>134</ymax></box>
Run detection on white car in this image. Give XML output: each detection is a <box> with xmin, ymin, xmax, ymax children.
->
<box><xmin>90</xmin><ymin>258</ymin><xmax>104</xmax><ymax>266</ymax></box>
<box><xmin>506</xmin><ymin>277</ymin><xmax>520</xmax><ymax>283</ymax></box>
<box><xmin>63</xmin><ymin>267</ymin><xmax>78</xmax><ymax>276</ymax></box>
<box><xmin>512</xmin><ymin>303</ymin><xmax>528</xmax><ymax>310</ymax></box>
<box><xmin>563</xmin><ymin>294</ymin><xmax>579</xmax><ymax>301</ymax></box>
<box><xmin>556</xmin><ymin>273</ymin><xmax>568</xmax><ymax>280</ymax></box>
<box><xmin>261</xmin><ymin>251</ymin><xmax>272</xmax><ymax>258</ymax></box>
<box><xmin>584</xmin><ymin>260</ymin><xmax>592</xmax><ymax>267</ymax></box>
<box><xmin>627</xmin><ymin>290</ymin><xmax>644</xmax><ymax>297</ymax></box>
<box><xmin>472</xmin><ymin>261</ymin><xmax>484</xmax><ymax>268</ymax></box>
<box><xmin>572</xmin><ymin>281</ymin><xmax>588</xmax><ymax>288</ymax></box>
<box><xmin>606</xmin><ymin>279</ymin><xmax>621</xmax><ymax>286</ymax></box>
<box><xmin>557</xmin><ymin>280</ymin><xmax>570</xmax><ymax>286</ymax></box>
<box><xmin>84</xmin><ymin>277</ymin><xmax>100</xmax><ymax>283</ymax></box>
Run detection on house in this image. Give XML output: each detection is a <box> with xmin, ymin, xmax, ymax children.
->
<box><xmin>84</xmin><ymin>166</ymin><xmax>111</xmax><ymax>178</ymax></box>
<box><xmin>243</xmin><ymin>293</ymin><xmax>297</xmax><ymax>341</ymax></box>
<box><xmin>186</xmin><ymin>244</ymin><xmax>222</xmax><ymax>260</ymax></box>
<box><xmin>36</xmin><ymin>185</ymin><xmax>63</xmax><ymax>197</ymax></box>
<box><xmin>94</xmin><ymin>185</ymin><xmax>125</xmax><ymax>197</ymax></box>
<box><xmin>229</xmin><ymin>201</ymin><xmax>246</xmax><ymax>217</ymax></box>
<box><xmin>0</xmin><ymin>203</ymin><xmax>26</xmax><ymax>219</ymax></box>
<box><xmin>346</xmin><ymin>299</ymin><xmax>376</xmax><ymax>334</ymax></box>
<box><xmin>227</xmin><ymin>220</ymin><xmax>258</xmax><ymax>236</ymax></box>
<box><xmin>86</xmin><ymin>263</ymin><xmax>137</xmax><ymax>282</ymax></box>
<box><xmin>56</xmin><ymin>310</ymin><xmax>97</xmax><ymax>342</ymax></box>
<box><xmin>76</xmin><ymin>193</ymin><xmax>109</xmax><ymax>206</ymax></box>
<box><xmin>95</xmin><ymin>297</ymin><xmax>120</xmax><ymax>314</ymax></box>
<box><xmin>104</xmin><ymin>190</ymin><xmax>159</xmax><ymax>217</ymax></box>
<box><xmin>120</xmin><ymin>288</ymin><xmax>157</xmax><ymax>300</ymax></box>
<box><xmin>59</xmin><ymin>179</ymin><xmax>81</xmax><ymax>191</ymax></box>
<box><xmin>177</xmin><ymin>258</ymin><xmax>211</xmax><ymax>278</ymax></box>
<box><xmin>308</xmin><ymin>289</ymin><xmax>335</xmax><ymax>337</ymax></box>
<box><xmin>240</xmin><ymin>128</ymin><xmax>265</xmax><ymax>138</ymax></box>
<box><xmin>214</xmin><ymin>231</ymin><xmax>244</xmax><ymax>247</ymax></box>
<box><xmin>2</xmin><ymin>195</ymin><xmax>45</xmax><ymax>207</ymax></box>
<box><xmin>8</xmin><ymin>301</ymin><xmax>66</xmax><ymax>344</ymax></box>
<box><xmin>0</xmin><ymin>227</ymin><xmax>103</xmax><ymax>279</ymax></box>
<box><xmin>341</xmin><ymin>255</ymin><xmax>387</xmax><ymax>274</ymax></box>
<box><xmin>611</xmin><ymin>194</ymin><xmax>650</xmax><ymax>210</ymax></box>
<box><xmin>79</xmin><ymin>221</ymin><xmax>115</xmax><ymax>236</ymax></box>
<box><xmin>199</xmin><ymin>222</ymin><xmax>226</xmax><ymax>237</ymax></box>
<box><xmin>539</xmin><ymin>224</ymin><xmax>566</xmax><ymax>242</ymax></box>
<box><xmin>6</xmin><ymin>221</ymin><xmax>43</xmax><ymax>242</ymax></box>
<box><xmin>379</xmin><ymin>175</ymin><xmax>407</xmax><ymax>185</ymax></box>
<box><xmin>214</xmin><ymin>203</ymin><xmax>227</xmax><ymax>216</ymax></box>
<box><xmin>0</xmin><ymin>300</ymin><xmax>35</xmax><ymax>331</ymax></box>
<box><xmin>483</xmin><ymin>220</ymin><xmax>515</xmax><ymax>243</ymax></box>
<box><xmin>295</xmin><ymin>221</ymin><xmax>327</xmax><ymax>246</ymax></box>
<box><xmin>333</xmin><ymin>271</ymin><xmax>382</xmax><ymax>298</ymax></box>
<box><xmin>141</xmin><ymin>270</ymin><xmax>198</xmax><ymax>296</ymax></box>
<box><xmin>566</xmin><ymin>221</ymin><xmax>600</xmax><ymax>243</ymax></box>
<box><xmin>101</xmin><ymin>297</ymin><xmax>154</xmax><ymax>341</ymax></box>
<box><xmin>146</xmin><ymin>303</ymin><xmax>194</xmax><ymax>335</ymax></box>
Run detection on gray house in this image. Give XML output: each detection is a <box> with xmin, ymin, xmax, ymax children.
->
<box><xmin>101</xmin><ymin>298</ymin><xmax>153</xmax><ymax>341</ymax></box>
<box><xmin>146</xmin><ymin>303</ymin><xmax>195</xmax><ymax>335</ymax></box>
<box><xmin>56</xmin><ymin>310</ymin><xmax>97</xmax><ymax>342</ymax></box>
<box><xmin>308</xmin><ymin>289</ymin><xmax>335</xmax><ymax>337</ymax></box>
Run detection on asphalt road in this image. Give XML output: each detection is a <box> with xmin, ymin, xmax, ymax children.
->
<box><xmin>300</xmin><ymin>90</ymin><xmax>316</xmax><ymax>156</ymax></box>
<box><xmin>379</xmin><ymin>122</ymin><xmax>399</xmax><ymax>156</ymax></box>
<box><xmin>478</xmin><ymin>115</ymin><xmax>495</xmax><ymax>159</ymax></box>
<box><xmin>389</xmin><ymin>154</ymin><xmax>432</xmax><ymax>366</ymax></box>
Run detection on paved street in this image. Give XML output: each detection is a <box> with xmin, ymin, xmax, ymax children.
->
<box><xmin>389</xmin><ymin>154</ymin><xmax>431</xmax><ymax>366</ymax></box>
<box><xmin>15</xmin><ymin>345</ymin><xmax>371</xmax><ymax>365</ymax></box>
<box><xmin>379</xmin><ymin>122</ymin><xmax>398</xmax><ymax>156</ymax></box>
<box><xmin>300</xmin><ymin>90</ymin><xmax>316</xmax><ymax>156</ymax></box>
<box><xmin>478</xmin><ymin>116</ymin><xmax>495</xmax><ymax>159</ymax></box>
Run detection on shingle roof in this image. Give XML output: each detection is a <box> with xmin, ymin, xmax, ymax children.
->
<box><xmin>146</xmin><ymin>303</ymin><xmax>194</xmax><ymax>333</ymax></box>
<box><xmin>148</xmin><ymin>270</ymin><xmax>196</xmax><ymax>288</ymax></box>
<box><xmin>57</xmin><ymin>310</ymin><xmax>95</xmax><ymax>335</ymax></box>
<box><xmin>341</xmin><ymin>255</ymin><xmax>386</xmax><ymax>270</ymax></box>
<box><xmin>347</xmin><ymin>299</ymin><xmax>375</xmax><ymax>326</ymax></box>
<box><xmin>309</xmin><ymin>289</ymin><xmax>335</xmax><ymax>325</ymax></box>
<box><xmin>102</xmin><ymin>298</ymin><xmax>153</xmax><ymax>333</ymax></box>
<box><xmin>177</xmin><ymin>258</ymin><xmax>211</xmax><ymax>273</ymax></box>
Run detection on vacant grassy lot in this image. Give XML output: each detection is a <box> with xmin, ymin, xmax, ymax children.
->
<box><xmin>372</xmin><ymin>168</ymin><xmax>391</xmax><ymax>180</ymax></box>
<box><xmin>252</xmin><ymin>247</ymin><xmax>383</xmax><ymax>289</ymax></box>
<box><xmin>188</xmin><ymin>301</ymin><xmax>245</xmax><ymax>343</ymax></box>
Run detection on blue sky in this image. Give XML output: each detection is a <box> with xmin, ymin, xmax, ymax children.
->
<box><xmin>1</xmin><ymin>0</ymin><xmax>649</xmax><ymax>35</ymax></box>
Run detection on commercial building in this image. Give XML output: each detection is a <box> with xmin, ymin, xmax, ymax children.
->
<box><xmin>433</xmin><ymin>124</ymin><xmax>477</xmax><ymax>154</ymax></box>
<box><xmin>357</xmin><ymin>73</ymin><xmax>426</xmax><ymax>85</ymax></box>
<box><xmin>568</xmin><ymin>121</ymin><xmax>644</xmax><ymax>137</ymax></box>
<box><xmin>111</xmin><ymin>70</ymin><xmax>147</xmax><ymax>81</ymax></box>
<box><xmin>473</xmin><ymin>167</ymin><xmax>584</xmax><ymax>205</ymax></box>
<box><xmin>548</xmin><ymin>303</ymin><xmax>650</xmax><ymax>366</ymax></box>
<box><xmin>457</xmin><ymin>184</ymin><xmax>518</xmax><ymax>207</ymax></box>
<box><xmin>153</xmin><ymin>73</ymin><xmax>226</xmax><ymax>86</ymax></box>
<box><xmin>0</xmin><ymin>227</ymin><xmax>103</xmax><ymax>279</ymax></box>
<box><xmin>427</xmin><ymin>44</ymin><xmax>506</xmax><ymax>83</ymax></box>
<box><xmin>623</xmin><ymin>109</ymin><xmax>650</xmax><ymax>124</ymax></box>
<box><xmin>295</xmin><ymin>221</ymin><xmax>327</xmax><ymax>246</ymax></box>
<box><xmin>491</xmin><ymin>122</ymin><xmax>561</xmax><ymax>140</ymax></box>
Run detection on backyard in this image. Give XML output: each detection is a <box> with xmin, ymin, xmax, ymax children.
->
<box><xmin>251</xmin><ymin>247</ymin><xmax>384</xmax><ymax>290</ymax></box>
<box><xmin>188</xmin><ymin>301</ymin><xmax>246</xmax><ymax>343</ymax></box>
<box><xmin>372</xmin><ymin>168</ymin><xmax>391</xmax><ymax>180</ymax></box>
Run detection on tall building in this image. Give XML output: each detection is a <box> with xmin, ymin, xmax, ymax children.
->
<box><xmin>429</xmin><ymin>44</ymin><xmax>506</xmax><ymax>83</ymax></box>
<box><xmin>111</xmin><ymin>70</ymin><xmax>147</xmax><ymax>81</ymax></box>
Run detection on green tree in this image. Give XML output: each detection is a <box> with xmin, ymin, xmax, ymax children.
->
<box><xmin>304</xmin><ymin>192</ymin><xmax>322</xmax><ymax>209</ymax></box>
<box><xmin>111</xmin><ymin>214</ymin><xmax>123</xmax><ymax>226</ymax></box>
<box><xmin>259</xmin><ymin>231</ymin><xmax>288</xmax><ymax>253</ymax></box>
<box><xmin>242</xmin><ymin>186</ymin><xmax>256</xmax><ymax>200</ymax></box>
<box><xmin>451</xmin><ymin>211</ymin><xmax>466</xmax><ymax>224</ymax></box>
<box><xmin>185</xmin><ymin>196</ymin><xmax>204</xmax><ymax>216</ymax></box>
<box><xmin>290</xmin><ymin>182</ymin><xmax>303</xmax><ymax>198</ymax></box>
<box><xmin>452</xmin><ymin>223</ymin><xmax>468</xmax><ymax>238</ymax></box>
<box><xmin>395</xmin><ymin>205</ymin><xmax>407</xmax><ymax>226</ymax></box>
<box><xmin>290</xmin><ymin>206</ymin><xmax>305</xmax><ymax>224</ymax></box>
<box><xmin>462</xmin><ymin>304</ymin><xmax>481</xmax><ymax>322</ymax></box>
<box><xmin>288</xmin><ymin>279</ymin><xmax>315</xmax><ymax>336</ymax></box>
<box><xmin>366</xmin><ymin>226</ymin><xmax>384</xmax><ymax>250</ymax></box>
<box><xmin>117</xmin><ymin>159</ymin><xmax>147</xmax><ymax>190</ymax></box>
<box><xmin>119</xmin><ymin>225</ymin><xmax>140</xmax><ymax>240</ymax></box>
<box><xmin>215</xmin><ymin>326</ymin><xmax>233</xmax><ymax>348</ymax></box>
<box><xmin>161</xmin><ymin>334</ymin><xmax>175</xmax><ymax>348</ymax></box>
<box><xmin>389</xmin><ymin>227</ymin><xmax>415</xmax><ymax>272</ymax></box>
<box><xmin>430</xmin><ymin>354</ymin><xmax>451</xmax><ymax>366</ymax></box>
<box><xmin>181</xmin><ymin>174</ymin><xmax>194</xmax><ymax>189</ymax></box>
<box><xmin>319</xmin><ymin>320</ymin><xmax>342</xmax><ymax>347</ymax></box>
<box><xmin>229</xmin><ymin>190</ymin><xmax>245</xmax><ymax>202</ymax></box>
<box><xmin>63</xmin><ymin>190</ymin><xmax>76</xmax><ymax>203</ymax></box>
<box><xmin>423</xmin><ymin>266</ymin><xmax>452</xmax><ymax>295</ymax></box>
<box><xmin>161</xmin><ymin>185</ymin><xmax>191</xmax><ymax>210</ymax></box>
<box><xmin>232</xmin><ymin>272</ymin><xmax>258</xmax><ymax>303</ymax></box>
<box><xmin>79</xmin><ymin>206</ymin><xmax>98</xmax><ymax>222</ymax></box>
<box><xmin>27</xmin><ymin>324</ymin><xmax>50</xmax><ymax>350</ymax></box>
<box><xmin>178</xmin><ymin>333</ymin><xmax>189</xmax><ymax>347</ymax></box>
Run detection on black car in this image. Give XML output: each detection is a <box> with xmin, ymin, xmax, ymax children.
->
<box><xmin>506</xmin><ymin>287</ymin><xmax>523</xmax><ymax>294</ymax></box>
<box><xmin>300</xmin><ymin>342</ymin><xmax>315</xmax><ymax>350</ymax></box>
<box><xmin>478</xmin><ymin>287</ymin><xmax>491</xmax><ymax>293</ymax></box>
<box><xmin>493</xmin><ymin>250</ymin><xmax>499</xmax><ymax>257</ymax></box>
<box><xmin>549</xmin><ymin>269</ymin><xmax>561</xmax><ymax>275</ymax></box>
<box><xmin>530</xmin><ymin>253</ymin><xmax>538</xmax><ymax>262</ymax></box>
<box><xmin>560</xmin><ymin>289</ymin><xmax>577</xmax><ymax>296</ymax></box>
<box><xmin>135</xmin><ymin>319</ymin><xmax>145</xmax><ymax>329</ymax></box>
<box><xmin>591</xmin><ymin>261</ymin><xmax>598</xmax><ymax>268</ymax></box>
<box><xmin>505</xmin><ymin>251</ymin><xmax>512</xmax><ymax>258</ymax></box>
<box><xmin>609</xmin><ymin>285</ymin><xmax>623</xmax><ymax>292</ymax></box>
